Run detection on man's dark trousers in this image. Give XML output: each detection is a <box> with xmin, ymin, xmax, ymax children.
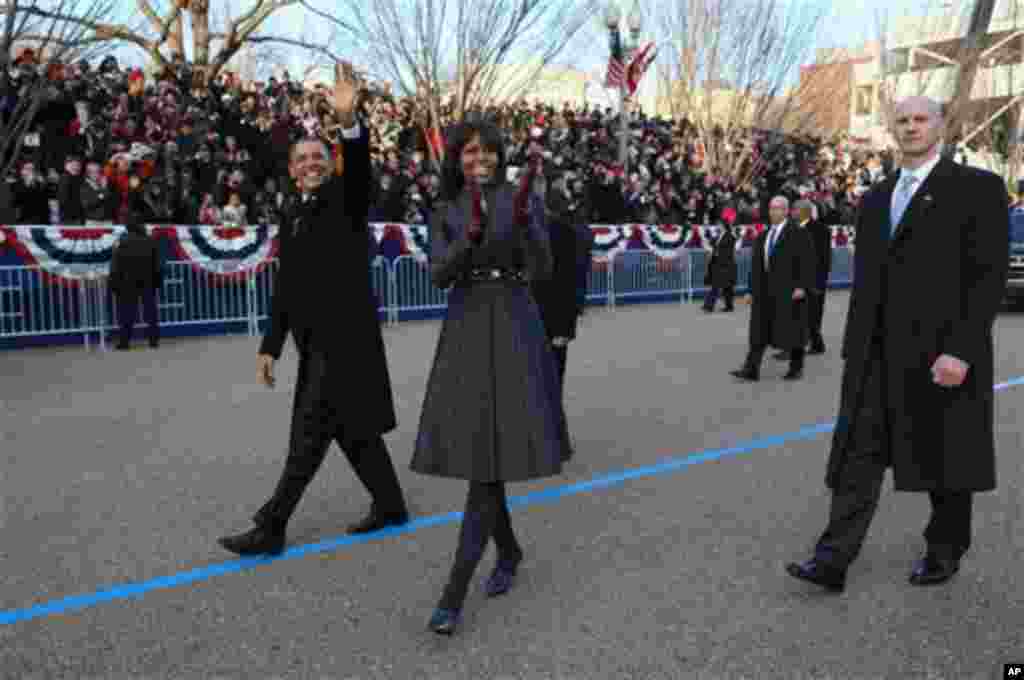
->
<box><xmin>745</xmin><ymin>342</ymin><xmax>804</xmax><ymax>374</ymax></box>
<box><xmin>808</xmin><ymin>289</ymin><xmax>826</xmax><ymax>349</ymax></box>
<box><xmin>254</xmin><ymin>344</ymin><xmax>407</xmax><ymax>531</ymax></box>
<box><xmin>116</xmin><ymin>289</ymin><xmax>159</xmax><ymax>347</ymax></box>
<box><xmin>552</xmin><ymin>344</ymin><xmax>568</xmax><ymax>393</ymax></box>
<box><xmin>814</xmin><ymin>343</ymin><xmax>973</xmax><ymax>568</ymax></box>
<box><xmin>704</xmin><ymin>285</ymin><xmax>735</xmax><ymax>310</ymax></box>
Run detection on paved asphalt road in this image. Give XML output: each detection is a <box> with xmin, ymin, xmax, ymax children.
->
<box><xmin>1</xmin><ymin>291</ymin><xmax>1022</xmax><ymax>680</ymax></box>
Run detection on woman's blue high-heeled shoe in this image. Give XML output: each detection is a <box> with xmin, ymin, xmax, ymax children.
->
<box><xmin>484</xmin><ymin>557</ymin><xmax>521</xmax><ymax>597</ymax></box>
<box><xmin>428</xmin><ymin>607</ymin><xmax>461</xmax><ymax>635</ymax></box>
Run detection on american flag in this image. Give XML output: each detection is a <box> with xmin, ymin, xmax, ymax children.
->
<box><xmin>626</xmin><ymin>42</ymin><xmax>656</xmax><ymax>95</ymax></box>
<box><xmin>604</xmin><ymin>27</ymin><xmax>625</xmax><ymax>88</ymax></box>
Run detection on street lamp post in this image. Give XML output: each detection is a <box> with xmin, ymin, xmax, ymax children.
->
<box><xmin>605</xmin><ymin>0</ymin><xmax>643</xmax><ymax>172</ymax></box>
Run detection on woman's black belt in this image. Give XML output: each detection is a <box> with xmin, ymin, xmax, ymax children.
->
<box><xmin>465</xmin><ymin>268</ymin><xmax>527</xmax><ymax>283</ymax></box>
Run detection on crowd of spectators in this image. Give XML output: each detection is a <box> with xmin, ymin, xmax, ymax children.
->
<box><xmin>1</xmin><ymin>49</ymin><xmax>894</xmax><ymax>229</ymax></box>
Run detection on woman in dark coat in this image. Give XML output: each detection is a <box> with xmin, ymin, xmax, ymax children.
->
<box><xmin>411</xmin><ymin>120</ymin><xmax>573</xmax><ymax>635</ymax></box>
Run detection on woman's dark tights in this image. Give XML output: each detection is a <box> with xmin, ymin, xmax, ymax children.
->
<box><xmin>438</xmin><ymin>481</ymin><xmax>522</xmax><ymax>611</ymax></box>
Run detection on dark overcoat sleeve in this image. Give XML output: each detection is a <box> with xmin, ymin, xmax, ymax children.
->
<box><xmin>108</xmin><ymin>238</ymin><xmax>124</xmax><ymax>293</ymax></box>
<box><xmin>428</xmin><ymin>202</ymin><xmax>477</xmax><ymax>289</ymax></box>
<box><xmin>150</xmin><ymin>236</ymin><xmax>163</xmax><ymax>290</ymax></box>
<box><xmin>814</xmin><ymin>222</ymin><xmax>832</xmax><ymax>286</ymax></box>
<box><xmin>942</xmin><ymin>173</ymin><xmax>1010</xmax><ymax>365</ymax></box>
<box><xmin>338</xmin><ymin>123</ymin><xmax>370</xmax><ymax>224</ymax></box>
<box><xmin>794</xmin><ymin>228</ymin><xmax>817</xmax><ymax>293</ymax></box>
<box><xmin>259</xmin><ymin>220</ymin><xmax>292</xmax><ymax>359</ymax></box>
<box><xmin>840</xmin><ymin>202</ymin><xmax>868</xmax><ymax>361</ymax></box>
<box><xmin>523</xmin><ymin>193</ymin><xmax>553</xmax><ymax>282</ymax></box>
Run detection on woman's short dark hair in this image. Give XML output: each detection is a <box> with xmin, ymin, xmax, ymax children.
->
<box><xmin>440</xmin><ymin>119</ymin><xmax>507</xmax><ymax>202</ymax></box>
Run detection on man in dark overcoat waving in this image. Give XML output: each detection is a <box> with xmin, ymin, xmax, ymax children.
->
<box><xmin>219</xmin><ymin>63</ymin><xmax>409</xmax><ymax>556</ymax></box>
<box><xmin>730</xmin><ymin>195</ymin><xmax>815</xmax><ymax>381</ymax></box>
<box><xmin>786</xmin><ymin>96</ymin><xmax>1010</xmax><ymax>591</ymax></box>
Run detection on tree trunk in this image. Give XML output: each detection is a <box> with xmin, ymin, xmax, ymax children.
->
<box><xmin>190</xmin><ymin>0</ymin><xmax>211</xmax><ymax>78</ymax></box>
<box><xmin>168</xmin><ymin>12</ymin><xmax>184</xmax><ymax>58</ymax></box>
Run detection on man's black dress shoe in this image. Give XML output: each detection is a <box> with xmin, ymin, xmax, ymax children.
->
<box><xmin>730</xmin><ymin>368</ymin><xmax>759</xmax><ymax>381</ymax></box>
<box><xmin>346</xmin><ymin>510</ymin><xmax>409</xmax><ymax>535</ymax></box>
<box><xmin>218</xmin><ymin>526</ymin><xmax>286</xmax><ymax>556</ymax></box>
<box><xmin>783</xmin><ymin>367</ymin><xmax>804</xmax><ymax>380</ymax></box>
<box><xmin>785</xmin><ymin>558</ymin><xmax>846</xmax><ymax>592</ymax></box>
<box><xmin>807</xmin><ymin>344</ymin><xmax>826</xmax><ymax>355</ymax></box>
<box><xmin>428</xmin><ymin>608</ymin><xmax>461</xmax><ymax>635</ymax></box>
<box><xmin>908</xmin><ymin>553</ymin><xmax>960</xmax><ymax>586</ymax></box>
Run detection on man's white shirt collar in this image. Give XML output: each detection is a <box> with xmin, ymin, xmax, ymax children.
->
<box><xmin>899</xmin><ymin>151</ymin><xmax>941</xmax><ymax>186</ymax></box>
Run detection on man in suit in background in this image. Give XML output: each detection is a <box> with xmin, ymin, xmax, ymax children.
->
<box><xmin>108</xmin><ymin>212</ymin><xmax>162</xmax><ymax>350</ymax></box>
<box><xmin>731</xmin><ymin>195</ymin><xmax>815</xmax><ymax>381</ymax></box>
<box><xmin>218</xmin><ymin>63</ymin><xmax>409</xmax><ymax>557</ymax></box>
<box><xmin>799</xmin><ymin>199</ymin><xmax>832</xmax><ymax>355</ymax></box>
<box><xmin>786</xmin><ymin>96</ymin><xmax>1009</xmax><ymax>592</ymax></box>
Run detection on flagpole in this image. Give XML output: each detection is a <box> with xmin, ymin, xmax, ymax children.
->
<box><xmin>607</xmin><ymin>0</ymin><xmax>643</xmax><ymax>173</ymax></box>
<box><xmin>619</xmin><ymin>79</ymin><xmax>629</xmax><ymax>171</ymax></box>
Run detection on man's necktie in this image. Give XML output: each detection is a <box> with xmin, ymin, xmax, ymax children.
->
<box><xmin>766</xmin><ymin>225</ymin><xmax>780</xmax><ymax>267</ymax></box>
<box><xmin>890</xmin><ymin>174</ymin><xmax>918</xmax><ymax>235</ymax></box>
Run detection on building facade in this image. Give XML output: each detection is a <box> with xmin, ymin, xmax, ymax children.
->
<box><xmin>847</xmin><ymin>0</ymin><xmax>1024</xmax><ymax>150</ymax></box>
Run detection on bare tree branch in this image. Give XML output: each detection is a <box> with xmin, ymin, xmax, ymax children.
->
<box><xmin>0</xmin><ymin>0</ymin><xmax>120</xmax><ymax>177</ymax></box>
<box><xmin>308</xmin><ymin>0</ymin><xmax>596</xmax><ymax>168</ymax></box>
<box><xmin>652</xmin><ymin>0</ymin><xmax>826</xmax><ymax>186</ymax></box>
<box><xmin>213</xmin><ymin>32</ymin><xmax>339</xmax><ymax>62</ymax></box>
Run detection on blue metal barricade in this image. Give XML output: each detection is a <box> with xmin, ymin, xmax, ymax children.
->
<box><xmin>686</xmin><ymin>249</ymin><xmax>710</xmax><ymax>300</ymax></box>
<box><xmin>829</xmin><ymin>248</ymin><xmax>854</xmax><ymax>286</ymax></box>
<box><xmin>250</xmin><ymin>258</ymin><xmax>279</xmax><ymax>336</ymax></box>
<box><xmin>0</xmin><ymin>231</ymin><xmax>858</xmax><ymax>350</ymax></box>
<box><xmin>610</xmin><ymin>250</ymin><xmax>687</xmax><ymax>305</ymax></box>
<box><xmin>0</xmin><ymin>264</ymin><xmax>107</xmax><ymax>348</ymax></box>
<box><xmin>370</xmin><ymin>256</ymin><xmax>390</xmax><ymax>322</ymax></box>
<box><xmin>129</xmin><ymin>260</ymin><xmax>251</xmax><ymax>335</ymax></box>
<box><xmin>586</xmin><ymin>260</ymin><xmax>611</xmax><ymax>306</ymax></box>
<box><xmin>734</xmin><ymin>248</ymin><xmax>753</xmax><ymax>295</ymax></box>
<box><xmin>392</xmin><ymin>255</ymin><xmax>448</xmax><ymax>320</ymax></box>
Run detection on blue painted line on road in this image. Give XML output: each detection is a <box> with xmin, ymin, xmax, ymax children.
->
<box><xmin>2</xmin><ymin>377</ymin><xmax>1022</xmax><ymax>626</ymax></box>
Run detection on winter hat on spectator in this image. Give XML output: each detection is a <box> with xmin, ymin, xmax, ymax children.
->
<box><xmin>14</xmin><ymin>48</ymin><xmax>36</xmax><ymax>65</ymax></box>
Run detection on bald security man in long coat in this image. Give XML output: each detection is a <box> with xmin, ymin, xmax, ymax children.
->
<box><xmin>786</xmin><ymin>96</ymin><xmax>1010</xmax><ymax>592</ymax></box>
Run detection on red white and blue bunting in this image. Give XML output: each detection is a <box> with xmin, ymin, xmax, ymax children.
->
<box><xmin>0</xmin><ymin>223</ymin><xmax>856</xmax><ymax>283</ymax></box>
<box><xmin>370</xmin><ymin>224</ymin><xmax>429</xmax><ymax>263</ymax></box>
<box><xmin>642</xmin><ymin>224</ymin><xmax>688</xmax><ymax>259</ymax></box>
<box><xmin>590</xmin><ymin>225</ymin><xmax>628</xmax><ymax>260</ymax></box>
<box><xmin>166</xmin><ymin>225</ymin><xmax>278</xmax><ymax>282</ymax></box>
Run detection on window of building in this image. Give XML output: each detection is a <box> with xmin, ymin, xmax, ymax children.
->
<box><xmin>855</xmin><ymin>85</ymin><xmax>874</xmax><ymax>116</ymax></box>
<box><xmin>887</xmin><ymin>49</ymin><xmax>909</xmax><ymax>74</ymax></box>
